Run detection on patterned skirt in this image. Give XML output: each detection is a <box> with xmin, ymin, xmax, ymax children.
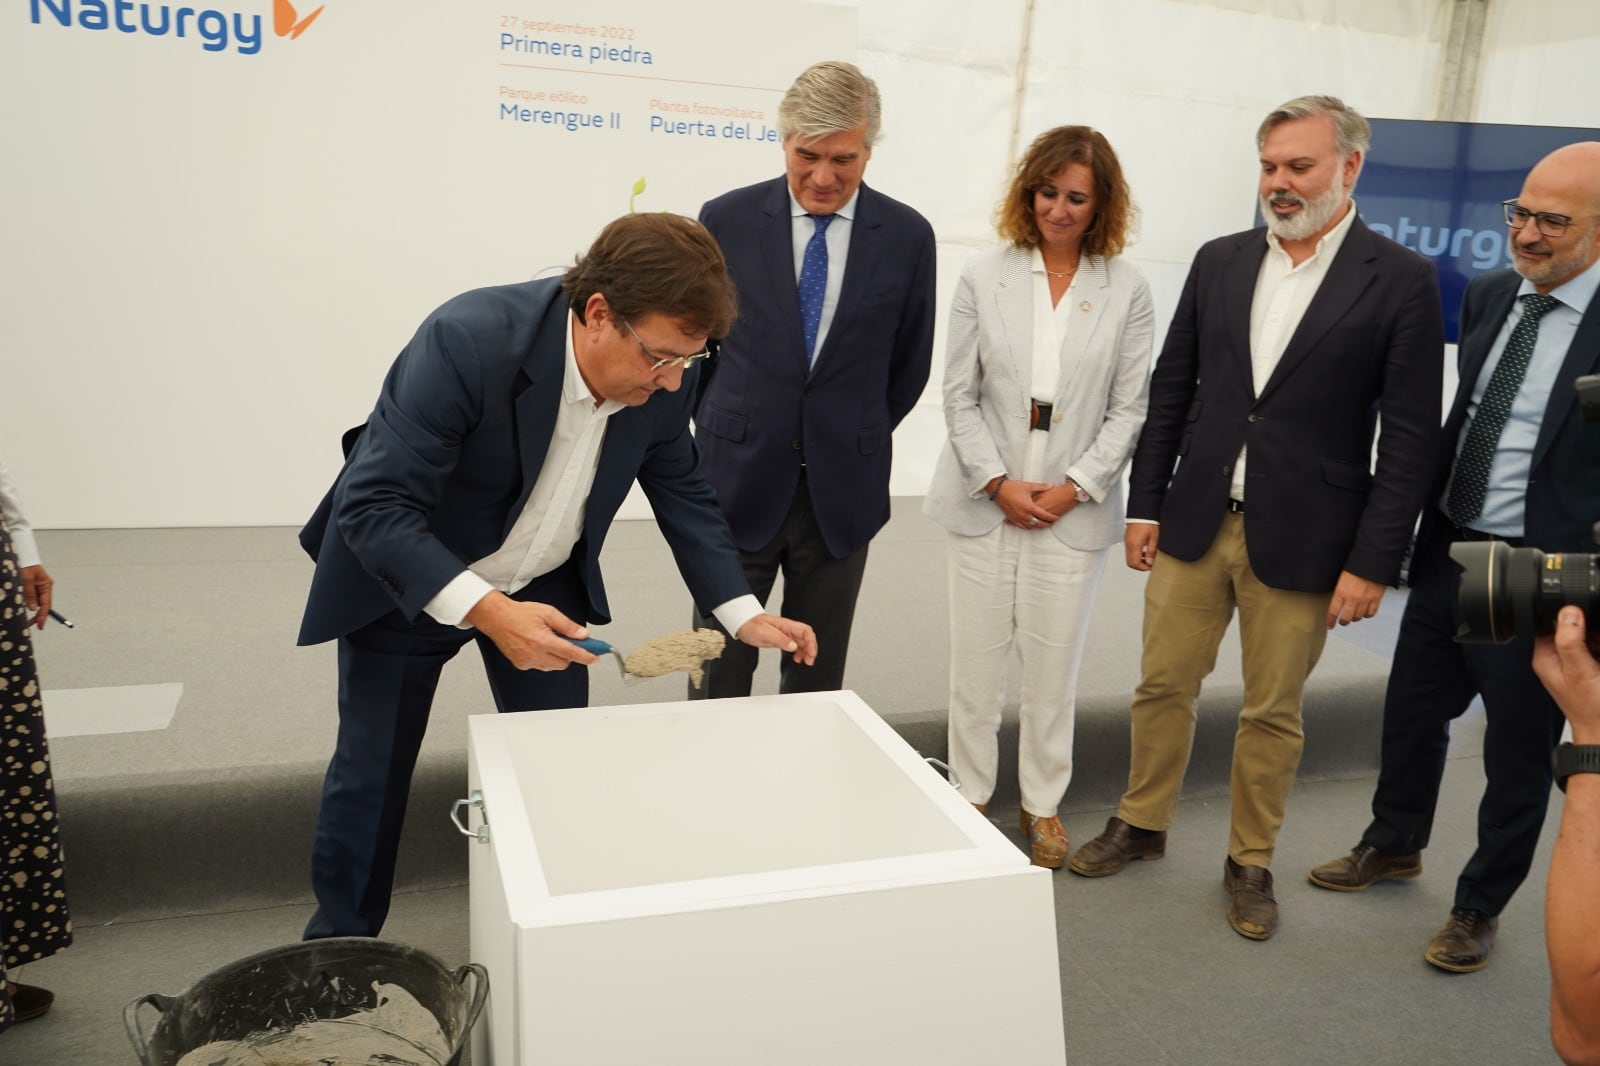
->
<box><xmin>0</xmin><ymin>521</ymin><xmax>72</xmax><ymax>1030</ymax></box>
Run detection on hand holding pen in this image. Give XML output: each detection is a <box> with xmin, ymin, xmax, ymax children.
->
<box><xmin>18</xmin><ymin>563</ymin><xmax>54</xmax><ymax>628</ymax></box>
<box><xmin>17</xmin><ymin>562</ymin><xmax>72</xmax><ymax>629</ymax></box>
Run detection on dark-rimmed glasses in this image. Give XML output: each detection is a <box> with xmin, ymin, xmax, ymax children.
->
<box><xmin>623</xmin><ymin>320</ymin><xmax>711</xmax><ymax>372</ymax></box>
<box><xmin>1502</xmin><ymin>199</ymin><xmax>1586</xmax><ymax>239</ymax></box>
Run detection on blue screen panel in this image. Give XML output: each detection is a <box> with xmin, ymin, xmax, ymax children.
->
<box><xmin>1360</xmin><ymin>119</ymin><xmax>1600</xmax><ymax>342</ymax></box>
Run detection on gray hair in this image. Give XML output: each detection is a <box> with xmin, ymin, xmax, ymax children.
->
<box><xmin>776</xmin><ymin>60</ymin><xmax>881</xmax><ymax>146</ymax></box>
<box><xmin>1257</xmin><ymin>94</ymin><xmax>1371</xmax><ymax>158</ymax></box>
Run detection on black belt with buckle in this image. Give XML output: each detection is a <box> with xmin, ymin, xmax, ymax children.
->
<box><xmin>1030</xmin><ymin>400</ymin><xmax>1053</xmax><ymax>432</ymax></box>
<box><xmin>1452</xmin><ymin>522</ymin><xmax>1523</xmax><ymax>547</ymax></box>
<box><xmin>1227</xmin><ymin>498</ymin><xmax>1245</xmax><ymax>514</ymax></box>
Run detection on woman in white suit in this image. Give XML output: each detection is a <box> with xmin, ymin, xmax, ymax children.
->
<box><xmin>924</xmin><ymin>126</ymin><xmax>1154</xmax><ymax>867</ymax></box>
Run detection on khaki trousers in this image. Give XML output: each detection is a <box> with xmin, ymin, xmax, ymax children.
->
<box><xmin>1115</xmin><ymin>514</ymin><xmax>1330</xmax><ymax>867</ymax></box>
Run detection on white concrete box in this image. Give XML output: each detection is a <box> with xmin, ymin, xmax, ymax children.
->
<box><xmin>462</xmin><ymin>690</ymin><xmax>1065</xmax><ymax>1065</ymax></box>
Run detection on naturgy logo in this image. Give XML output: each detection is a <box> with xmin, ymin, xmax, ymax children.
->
<box><xmin>29</xmin><ymin>0</ymin><xmax>325</xmax><ymax>55</ymax></box>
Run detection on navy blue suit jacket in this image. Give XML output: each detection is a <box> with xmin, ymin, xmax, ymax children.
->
<box><xmin>1411</xmin><ymin>268</ymin><xmax>1600</xmax><ymax>580</ymax></box>
<box><xmin>696</xmin><ymin>178</ymin><xmax>936</xmax><ymax>558</ymax></box>
<box><xmin>297</xmin><ymin>278</ymin><xmax>750</xmax><ymax>647</ymax></box>
<box><xmin>1128</xmin><ymin>216</ymin><xmax>1445</xmax><ymax>593</ymax></box>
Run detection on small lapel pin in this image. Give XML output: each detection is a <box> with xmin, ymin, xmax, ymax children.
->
<box><xmin>1079</xmin><ymin>300</ymin><xmax>1092</xmax><ymax>313</ymax></box>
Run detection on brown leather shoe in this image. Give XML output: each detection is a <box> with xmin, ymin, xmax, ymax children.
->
<box><xmin>1067</xmin><ymin>816</ymin><xmax>1166</xmax><ymax>877</ymax></box>
<box><xmin>1424</xmin><ymin>907</ymin><xmax>1497</xmax><ymax>973</ymax></box>
<box><xmin>1224</xmin><ymin>858</ymin><xmax>1278</xmax><ymax>940</ymax></box>
<box><xmin>10</xmin><ymin>983</ymin><xmax>54</xmax><ymax>1023</ymax></box>
<box><xmin>1307</xmin><ymin>842</ymin><xmax>1422</xmax><ymax>891</ymax></box>
<box><xmin>1020</xmin><ymin>812</ymin><xmax>1068</xmax><ymax>869</ymax></box>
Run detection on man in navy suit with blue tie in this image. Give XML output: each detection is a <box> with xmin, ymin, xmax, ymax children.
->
<box><xmin>296</xmin><ymin>214</ymin><xmax>817</xmax><ymax>938</ymax></box>
<box><xmin>691</xmin><ymin>60</ymin><xmax>936</xmax><ymax>698</ymax></box>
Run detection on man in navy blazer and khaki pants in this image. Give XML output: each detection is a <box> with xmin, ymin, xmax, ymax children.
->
<box><xmin>296</xmin><ymin>214</ymin><xmax>816</xmax><ymax>939</ymax></box>
<box><xmin>690</xmin><ymin>60</ymin><xmax>936</xmax><ymax>697</ymax></box>
<box><xmin>1068</xmin><ymin>97</ymin><xmax>1445</xmax><ymax>943</ymax></box>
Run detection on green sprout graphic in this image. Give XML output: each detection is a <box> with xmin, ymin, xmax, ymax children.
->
<box><xmin>629</xmin><ymin>177</ymin><xmax>647</xmax><ymax>213</ymax></box>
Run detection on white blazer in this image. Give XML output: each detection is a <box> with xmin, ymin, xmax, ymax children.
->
<box><xmin>923</xmin><ymin>244</ymin><xmax>1155</xmax><ymax>551</ymax></box>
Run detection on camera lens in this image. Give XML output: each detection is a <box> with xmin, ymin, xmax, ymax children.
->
<box><xmin>1451</xmin><ymin>540</ymin><xmax>1600</xmax><ymax>643</ymax></box>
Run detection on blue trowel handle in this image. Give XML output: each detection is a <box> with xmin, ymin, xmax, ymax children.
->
<box><xmin>563</xmin><ymin>636</ymin><xmax>614</xmax><ymax>655</ymax></box>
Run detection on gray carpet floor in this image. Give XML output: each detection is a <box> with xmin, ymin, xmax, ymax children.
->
<box><xmin>4</xmin><ymin>502</ymin><xmax>1567</xmax><ymax>1064</ymax></box>
<box><xmin>7</xmin><ymin>766</ymin><xmax>1563</xmax><ymax>1065</ymax></box>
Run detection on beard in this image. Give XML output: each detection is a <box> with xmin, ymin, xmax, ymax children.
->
<box><xmin>1513</xmin><ymin>220</ymin><xmax>1598</xmax><ymax>289</ymax></box>
<box><xmin>1261</xmin><ymin>178</ymin><xmax>1348</xmax><ymax>242</ymax></box>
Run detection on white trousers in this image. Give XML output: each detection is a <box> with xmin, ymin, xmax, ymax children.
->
<box><xmin>944</xmin><ymin>438</ymin><xmax>1109</xmax><ymax>816</ymax></box>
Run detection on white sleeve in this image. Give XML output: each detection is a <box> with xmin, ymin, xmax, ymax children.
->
<box><xmin>710</xmin><ymin>594</ymin><xmax>764</xmax><ymax>641</ymax></box>
<box><xmin>423</xmin><ymin>570</ymin><xmax>496</xmax><ymax>628</ymax></box>
<box><xmin>0</xmin><ymin>460</ymin><xmax>41</xmax><ymax>568</ymax></box>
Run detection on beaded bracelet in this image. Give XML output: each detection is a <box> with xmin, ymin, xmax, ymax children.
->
<box><xmin>987</xmin><ymin>475</ymin><xmax>1008</xmax><ymax>501</ymax></box>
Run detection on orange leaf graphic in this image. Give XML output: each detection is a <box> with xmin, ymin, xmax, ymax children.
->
<box><xmin>274</xmin><ymin>0</ymin><xmax>325</xmax><ymax>39</ymax></box>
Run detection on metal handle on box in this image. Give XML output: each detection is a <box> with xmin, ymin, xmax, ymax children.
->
<box><xmin>455</xmin><ymin>962</ymin><xmax>491</xmax><ymax>1033</ymax></box>
<box><xmin>450</xmin><ymin>789</ymin><xmax>490</xmax><ymax>844</ymax></box>
<box><xmin>123</xmin><ymin>992</ymin><xmax>178</xmax><ymax>1066</ymax></box>
<box><xmin>924</xmin><ymin>757</ymin><xmax>962</xmax><ymax>790</ymax></box>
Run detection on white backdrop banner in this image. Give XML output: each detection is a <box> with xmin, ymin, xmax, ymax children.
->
<box><xmin>12</xmin><ymin>0</ymin><xmax>1591</xmax><ymax>529</ymax></box>
<box><xmin>0</xmin><ymin>0</ymin><xmax>855</xmax><ymax>527</ymax></box>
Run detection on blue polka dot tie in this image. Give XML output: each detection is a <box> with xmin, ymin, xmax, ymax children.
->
<box><xmin>1445</xmin><ymin>292</ymin><xmax>1560</xmax><ymax>526</ymax></box>
<box><xmin>798</xmin><ymin>213</ymin><xmax>833</xmax><ymax>366</ymax></box>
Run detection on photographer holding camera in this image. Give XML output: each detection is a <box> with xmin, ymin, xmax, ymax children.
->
<box><xmin>1310</xmin><ymin>141</ymin><xmax>1600</xmax><ymax>973</ymax></box>
<box><xmin>1534</xmin><ymin>606</ymin><xmax>1600</xmax><ymax>1065</ymax></box>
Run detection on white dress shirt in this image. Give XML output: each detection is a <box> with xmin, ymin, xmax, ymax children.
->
<box><xmin>790</xmin><ymin>189</ymin><xmax>859</xmax><ymax>359</ymax></box>
<box><xmin>425</xmin><ymin>314</ymin><xmax>762</xmax><ymax>637</ymax></box>
<box><xmin>1029</xmin><ymin>246</ymin><xmax>1078</xmax><ymax>406</ymax></box>
<box><xmin>1233</xmin><ymin>199</ymin><xmax>1360</xmax><ymax>501</ymax></box>
<box><xmin>968</xmin><ymin>248</ymin><xmax>1082</xmax><ymax>498</ymax></box>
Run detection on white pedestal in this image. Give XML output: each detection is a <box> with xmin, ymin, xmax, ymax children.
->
<box><xmin>464</xmin><ymin>691</ymin><xmax>1065</xmax><ymax>1065</ymax></box>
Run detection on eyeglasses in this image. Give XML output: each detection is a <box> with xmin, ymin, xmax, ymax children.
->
<box><xmin>1502</xmin><ymin>200</ymin><xmax>1587</xmax><ymax>238</ymax></box>
<box><xmin>623</xmin><ymin>320</ymin><xmax>711</xmax><ymax>372</ymax></box>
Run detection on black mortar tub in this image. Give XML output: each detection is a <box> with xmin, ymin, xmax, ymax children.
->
<box><xmin>124</xmin><ymin>937</ymin><xmax>487</xmax><ymax>1066</ymax></box>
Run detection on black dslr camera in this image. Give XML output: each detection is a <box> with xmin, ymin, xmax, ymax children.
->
<box><xmin>1452</xmin><ymin>373</ymin><xmax>1600</xmax><ymax>643</ymax></box>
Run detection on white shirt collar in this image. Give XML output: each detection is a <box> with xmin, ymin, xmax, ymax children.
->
<box><xmin>788</xmin><ymin>187</ymin><xmax>860</xmax><ymax>221</ymax></box>
<box><xmin>1517</xmin><ymin>249</ymin><xmax>1600</xmax><ymax>315</ymax></box>
<box><xmin>566</xmin><ymin>311</ymin><xmax>626</xmax><ymax>415</ymax></box>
